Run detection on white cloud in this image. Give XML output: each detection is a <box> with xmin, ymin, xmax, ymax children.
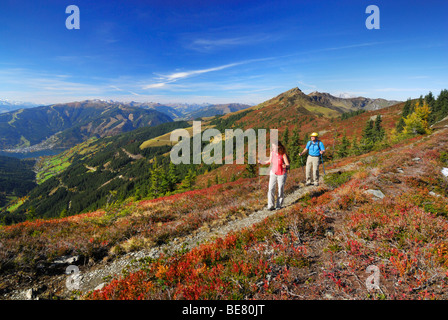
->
<box><xmin>142</xmin><ymin>82</ymin><xmax>167</xmax><ymax>89</ymax></box>
<box><xmin>143</xmin><ymin>57</ymin><xmax>277</xmax><ymax>90</ymax></box>
<box><xmin>142</xmin><ymin>62</ymin><xmax>243</xmax><ymax>90</ymax></box>
<box><xmin>188</xmin><ymin>34</ymin><xmax>273</xmax><ymax>52</ymax></box>
<box><xmin>163</xmin><ymin>62</ymin><xmax>241</xmax><ymax>81</ymax></box>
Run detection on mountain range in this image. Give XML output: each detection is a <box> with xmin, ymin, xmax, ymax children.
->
<box><xmin>307</xmin><ymin>91</ymin><xmax>401</xmax><ymax>111</ymax></box>
<box><xmin>0</xmin><ymin>100</ymin><xmax>174</xmax><ymax>152</ymax></box>
<box><xmin>0</xmin><ymin>90</ymin><xmax>399</xmax><ymax>153</ymax></box>
<box><xmin>0</xmin><ymin>99</ymin><xmax>39</xmax><ymax>114</ymax></box>
<box><xmin>128</xmin><ymin>101</ymin><xmax>252</xmax><ymax>120</ymax></box>
<box><xmin>0</xmin><ymin>100</ymin><xmax>254</xmax><ymax>152</ymax></box>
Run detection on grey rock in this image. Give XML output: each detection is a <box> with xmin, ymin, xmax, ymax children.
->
<box><xmin>366</xmin><ymin>189</ymin><xmax>385</xmax><ymax>199</ymax></box>
<box><xmin>94</xmin><ymin>283</ymin><xmax>106</xmax><ymax>291</ymax></box>
<box><xmin>25</xmin><ymin>288</ymin><xmax>35</xmax><ymax>300</ymax></box>
<box><xmin>25</xmin><ymin>285</ymin><xmax>47</xmax><ymax>300</ymax></box>
<box><xmin>52</xmin><ymin>255</ymin><xmax>80</xmax><ymax>265</ymax></box>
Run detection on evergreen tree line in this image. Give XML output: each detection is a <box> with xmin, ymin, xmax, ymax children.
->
<box><xmin>334</xmin><ymin>114</ymin><xmax>386</xmax><ymax>158</ymax></box>
<box><xmin>340</xmin><ymin>109</ymin><xmax>366</xmax><ymax>120</ymax></box>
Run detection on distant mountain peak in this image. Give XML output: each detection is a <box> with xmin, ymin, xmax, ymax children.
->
<box><xmin>337</xmin><ymin>92</ymin><xmax>358</xmax><ymax>99</ymax></box>
<box><xmin>282</xmin><ymin>87</ymin><xmax>305</xmax><ymax>96</ymax></box>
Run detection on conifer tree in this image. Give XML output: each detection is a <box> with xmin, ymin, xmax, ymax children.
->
<box><xmin>396</xmin><ymin>117</ymin><xmax>406</xmax><ymax>133</ymax></box>
<box><xmin>245</xmin><ymin>163</ymin><xmax>257</xmax><ymax>178</ymax></box>
<box><xmin>360</xmin><ymin>119</ymin><xmax>375</xmax><ymax>152</ymax></box>
<box><xmin>402</xmin><ymin>99</ymin><xmax>413</xmax><ymax>118</ymax></box>
<box><xmin>164</xmin><ymin>162</ymin><xmax>179</xmax><ymax>192</ymax></box>
<box><xmin>350</xmin><ymin>136</ymin><xmax>361</xmax><ymax>156</ymax></box>
<box><xmin>287</xmin><ymin>127</ymin><xmax>301</xmax><ymax>168</ymax></box>
<box><xmin>149</xmin><ymin>158</ymin><xmax>163</xmax><ymax>197</ymax></box>
<box><xmin>337</xmin><ymin>131</ymin><xmax>350</xmax><ymax>158</ymax></box>
<box><xmin>282</xmin><ymin>127</ymin><xmax>289</xmax><ymax>147</ymax></box>
<box><xmin>373</xmin><ymin>115</ymin><xmax>385</xmax><ymax>142</ymax></box>
<box><xmin>434</xmin><ymin>89</ymin><xmax>448</xmax><ymax>122</ymax></box>
<box><xmin>179</xmin><ymin>169</ymin><xmax>196</xmax><ymax>191</ymax></box>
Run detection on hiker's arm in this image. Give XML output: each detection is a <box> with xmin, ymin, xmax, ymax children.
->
<box><xmin>319</xmin><ymin>142</ymin><xmax>325</xmax><ymax>155</ymax></box>
<box><xmin>282</xmin><ymin>154</ymin><xmax>290</xmax><ymax>169</ymax></box>
<box><xmin>258</xmin><ymin>152</ymin><xmax>272</xmax><ymax>165</ymax></box>
<box><xmin>299</xmin><ymin>148</ymin><xmax>308</xmax><ymax>157</ymax></box>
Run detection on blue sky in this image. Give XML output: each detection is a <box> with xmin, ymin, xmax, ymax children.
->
<box><xmin>0</xmin><ymin>0</ymin><xmax>447</xmax><ymax>105</ymax></box>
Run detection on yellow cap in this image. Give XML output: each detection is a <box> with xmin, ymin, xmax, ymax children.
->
<box><xmin>310</xmin><ymin>132</ymin><xmax>319</xmax><ymax>137</ymax></box>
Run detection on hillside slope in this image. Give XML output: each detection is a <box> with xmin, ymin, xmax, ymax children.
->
<box><xmin>184</xmin><ymin>103</ymin><xmax>252</xmax><ymax>120</ymax></box>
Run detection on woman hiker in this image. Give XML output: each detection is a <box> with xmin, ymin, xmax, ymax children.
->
<box><xmin>299</xmin><ymin>132</ymin><xmax>325</xmax><ymax>186</ymax></box>
<box><xmin>258</xmin><ymin>141</ymin><xmax>290</xmax><ymax>210</ymax></box>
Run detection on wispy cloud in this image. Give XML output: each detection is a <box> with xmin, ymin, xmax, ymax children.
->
<box><xmin>143</xmin><ymin>58</ymin><xmax>273</xmax><ymax>90</ymax></box>
<box><xmin>187</xmin><ymin>34</ymin><xmax>274</xmax><ymax>52</ymax></box>
<box><xmin>297</xmin><ymin>81</ymin><xmax>317</xmax><ymax>89</ymax></box>
<box><xmin>162</xmin><ymin>62</ymin><xmax>241</xmax><ymax>82</ymax></box>
<box><xmin>109</xmin><ymin>85</ymin><xmax>140</xmax><ymax>96</ymax></box>
<box><xmin>320</xmin><ymin>42</ymin><xmax>386</xmax><ymax>52</ymax></box>
<box><xmin>143</xmin><ymin>83</ymin><xmax>168</xmax><ymax>89</ymax></box>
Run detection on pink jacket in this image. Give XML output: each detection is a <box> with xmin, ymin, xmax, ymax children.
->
<box><xmin>271</xmin><ymin>151</ymin><xmax>286</xmax><ymax>175</ymax></box>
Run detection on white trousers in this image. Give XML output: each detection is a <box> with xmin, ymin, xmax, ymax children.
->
<box><xmin>306</xmin><ymin>155</ymin><xmax>320</xmax><ymax>185</ymax></box>
<box><xmin>268</xmin><ymin>172</ymin><xmax>287</xmax><ymax>209</ymax></box>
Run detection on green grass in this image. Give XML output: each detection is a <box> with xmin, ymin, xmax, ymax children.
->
<box><xmin>18</xmin><ymin>135</ymin><xmax>30</xmax><ymax>148</ymax></box>
<box><xmin>35</xmin><ymin>137</ymin><xmax>101</xmax><ymax>184</ymax></box>
<box><xmin>6</xmin><ymin>197</ymin><xmax>24</xmax><ymax>213</ymax></box>
<box><xmin>7</xmin><ymin>109</ymin><xmax>24</xmax><ymax>126</ymax></box>
<box><xmin>323</xmin><ymin>171</ymin><xmax>354</xmax><ymax>189</ymax></box>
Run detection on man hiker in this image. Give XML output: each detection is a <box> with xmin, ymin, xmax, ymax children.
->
<box><xmin>299</xmin><ymin>132</ymin><xmax>325</xmax><ymax>186</ymax></box>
